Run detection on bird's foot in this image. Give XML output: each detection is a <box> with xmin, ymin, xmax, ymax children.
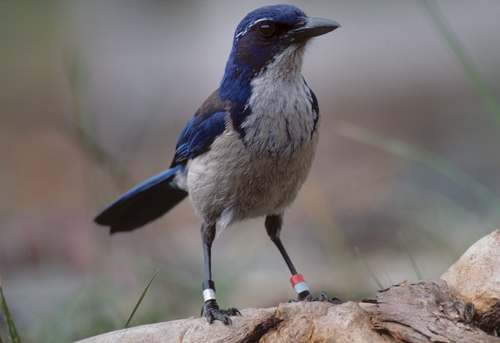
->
<box><xmin>292</xmin><ymin>290</ymin><xmax>342</xmax><ymax>304</ymax></box>
<box><xmin>201</xmin><ymin>299</ymin><xmax>241</xmax><ymax>325</ymax></box>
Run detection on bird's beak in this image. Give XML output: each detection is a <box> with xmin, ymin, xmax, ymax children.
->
<box><xmin>289</xmin><ymin>17</ymin><xmax>340</xmax><ymax>42</ymax></box>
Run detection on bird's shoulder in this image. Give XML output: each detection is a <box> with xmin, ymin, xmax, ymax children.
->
<box><xmin>170</xmin><ymin>90</ymin><xmax>241</xmax><ymax>167</ymax></box>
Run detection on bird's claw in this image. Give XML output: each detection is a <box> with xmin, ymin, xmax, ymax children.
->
<box><xmin>291</xmin><ymin>290</ymin><xmax>341</xmax><ymax>304</ymax></box>
<box><xmin>201</xmin><ymin>299</ymin><xmax>241</xmax><ymax>325</ymax></box>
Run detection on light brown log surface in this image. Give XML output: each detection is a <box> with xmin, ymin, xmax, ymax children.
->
<box><xmin>441</xmin><ymin>229</ymin><xmax>500</xmax><ymax>313</ymax></box>
<box><xmin>76</xmin><ymin>230</ymin><xmax>500</xmax><ymax>343</ymax></box>
<box><xmin>76</xmin><ymin>301</ymin><xmax>393</xmax><ymax>343</ymax></box>
<box><xmin>374</xmin><ymin>280</ymin><xmax>498</xmax><ymax>343</ymax></box>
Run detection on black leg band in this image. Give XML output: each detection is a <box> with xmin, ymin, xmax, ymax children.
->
<box><xmin>202</xmin><ymin>280</ymin><xmax>216</xmax><ymax>291</ymax></box>
<box><xmin>202</xmin><ymin>280</ymin><xmax>216</xmax><ymax>302</ymax></box>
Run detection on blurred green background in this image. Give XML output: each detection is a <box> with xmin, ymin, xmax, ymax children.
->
<box><xmin>1</xmin><ymin>0</ymin><xmax>499</xmax><ymax>342</ymax></box>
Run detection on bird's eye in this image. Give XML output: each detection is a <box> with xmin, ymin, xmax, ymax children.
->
<box><xmin>257</xmin><ymin>22</ymin><xmax>276</xmax><ymax>37</ymax></box>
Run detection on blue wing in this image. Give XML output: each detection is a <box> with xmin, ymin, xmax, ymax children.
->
<box><xmin>170</xmin><ymin>90</ymin><xmax>229</xmax><ymax>167</ymax></box>
<box><xmin>171</xmin><ymin>112</ymin><xmax>227</xmax><ymax>166</ymax></box>
<box><xmin>95</xmin><ymin>89</ymin><xmax>230</xmax><ymax>233</ymax></box>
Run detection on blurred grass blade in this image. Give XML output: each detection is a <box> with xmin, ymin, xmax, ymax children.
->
<box><xmin>337</xmin><ymin>121</ymin><xmax>500</xmax><ymax>215</ymax></box>
<box><xmin>63</xmin><ymin>44</ymin><xmax>135</xmax><ymax>191</ymax></box>
<box><xmin>300</xmin><ymin>172</ymin><xmax>352</xmax><ymax>261</ymax></box>
<box><xmin>0</xmin><ymin>276</ymin><xmax>22</xmax><ymax>343</ymax></box>
<box><xmin>354</xmin><ymin>247</ymin><xmax>384</xmax><ymax>289</ymax></box>
<box><xmin>124</xmin><ymin>269</ymin><xmax>159</xmax><ymax>329</ymax></box>
<box><xmin>382</xmin><ymin>271</ymin><xmax>394</xmax><ymax>286</ymax></box>
<box><xmin>398</xmin><ymin>232</ymin><xmax>423</xmax><ymax>280</ymax></box>
<box><xmin>418</xmin><ymin>0</ymin><xmax>500</xmax><ymax>129</ymax></box>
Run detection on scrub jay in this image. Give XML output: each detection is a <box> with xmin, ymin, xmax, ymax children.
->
<box><xmin>95</xmin><ymin>4</ymin><xmax>340</xmax><ymax>324</ymax></box>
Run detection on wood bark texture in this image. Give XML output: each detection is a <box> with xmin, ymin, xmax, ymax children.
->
<box><xmin>76</xmin><ymin>230</ymin><xmax>500</xmax><ymax>343</ymax></box>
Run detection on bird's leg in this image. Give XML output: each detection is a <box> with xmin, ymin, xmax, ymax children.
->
<box><xmin>265</xmin><ymin>215</ymin><xmax>340</xmax><ymax>303</ymax></box>
<box><xmin>200</xmin><ymin>222</ymin><xmax>241</xmax><ymax>324</ymax></box>
<box><xmin>265</xmin><ymin>215</ymin><xmax>310</xmax><ymax>299</ymax></box>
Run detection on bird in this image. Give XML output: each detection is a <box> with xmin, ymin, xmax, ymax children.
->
<box><xmin>95</xmin><ymin>4</ymin><xmax>340</xmax><ymax>325</ymax></box>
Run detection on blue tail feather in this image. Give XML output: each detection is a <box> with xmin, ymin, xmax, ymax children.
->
<box><xmin>95</xmin><ymin>165</ymin><xmax>188</xmax><ymax>233</ymax></box>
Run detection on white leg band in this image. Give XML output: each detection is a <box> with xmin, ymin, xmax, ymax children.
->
<box><xmin>203</xmin><ymin>288</ymin><xmax>216</xmax><ymax>302</ymax></box>
<box><xmin>293</xmin><ymin>281</ymin><xmax>310</xmax><ymax>295</ymax></box>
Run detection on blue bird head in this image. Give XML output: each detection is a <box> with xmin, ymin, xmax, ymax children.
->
<box><xmin>219</xmin><ymin>5</ymin><xmax>340</xmax><ymax>104</ymax></box>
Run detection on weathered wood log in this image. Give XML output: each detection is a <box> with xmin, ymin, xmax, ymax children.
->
<box><xmin>441</xmin><ymin>229</ymin><xmax>500</xmax><ymax>335</ymax></box>
<box><xmin>374</xmin><ymin>280</ymin><xmax>497</xmax><ymax>343</ymax></box>
<box><xmin>76</xmin><ymin>230</ymin><xmax>500</xmax><ymax>343</ymax></box>
<box><xmin>76</xmin><ymin>301</ymin><xmax>391</xmax><ymax>343</ymax></box>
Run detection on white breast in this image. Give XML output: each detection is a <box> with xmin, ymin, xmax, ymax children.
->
<box><xmin>241</xmin><ymin>44</ymin><xmax>318</xmax><ymax>156</ymax></box>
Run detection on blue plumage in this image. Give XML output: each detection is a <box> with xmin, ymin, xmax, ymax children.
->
<box><xmin>95</xmin><ymin>5</ymin><xmax>340</xmax><ymax>325</ymax></box>
<box><xmin>95</xmin><ymin>165</ymin><xmax>187</xmax><ymax>233</ymax></box>
<box><xmin>220</xmin><ymin>6</ymin><xmax>307</xmax><ymax>104</ymax></box>
<box><xmin>172</xmin><ymin>110</ymin><xmax>227</xmax><ymax>166</ymax></box>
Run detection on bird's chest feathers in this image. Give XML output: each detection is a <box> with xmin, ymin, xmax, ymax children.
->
<box><xmin>240</xmin><ymin>64</ymin><xmax>317</xmax><ymax>155</ymax></box>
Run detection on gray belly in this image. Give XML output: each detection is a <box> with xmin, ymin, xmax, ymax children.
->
<box><xmin>186</xmin><ymin>129</ymin><xmax>318</xmax><ymax>232</ymax></box>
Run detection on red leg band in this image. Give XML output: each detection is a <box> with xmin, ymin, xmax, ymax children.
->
<box><xmin>290</xmin><ymin>273</ymin><xmax>310</xmax><ymax>295</ymax></box>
